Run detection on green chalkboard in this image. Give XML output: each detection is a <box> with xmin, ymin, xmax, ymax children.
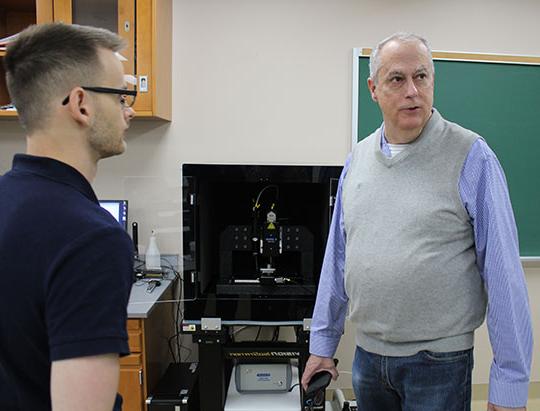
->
<box><xmin>355</xmin><ymin>55</ymin><xmax>540</xmax><ymax>257</ymax></box>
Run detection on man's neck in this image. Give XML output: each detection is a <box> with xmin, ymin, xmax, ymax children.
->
<box><xmin>384</xmin><ymin>110</ymin><xmax>434</xmax><ymax>144</ymax></box>
<box><xmin>26</xmin><ymin>131</ymin><xmax>98</xmax><ymax>183</ymax></box>
<box><xmin>384</xmin><ymin>127</ymin><xmax>423</xmax><ymax>144</ymax></box>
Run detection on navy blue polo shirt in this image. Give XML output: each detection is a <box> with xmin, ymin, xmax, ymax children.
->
<box><xmin>0</xmin><ymin>154</ymin><xmax>133</xmax><ymax>410</ymax></box>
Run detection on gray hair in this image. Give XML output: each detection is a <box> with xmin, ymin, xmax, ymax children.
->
<box><xmin>4</xmin><ymin>23</ymin><xmax>126</xmax><ymax>133</ymax></box>
<box><xmin>369</xmin><ymin>32</ymin><xmax>434</xmax><ymax>84</ymax></box>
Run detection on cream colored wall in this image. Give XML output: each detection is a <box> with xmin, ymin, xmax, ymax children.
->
<box><xmin>1</xmin><ymin>0</ymin><xmax>539</xmax><ymax>388</ymax></box>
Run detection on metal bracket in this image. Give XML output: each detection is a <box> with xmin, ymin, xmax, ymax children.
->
<box><xmin>303</xmin><ymin>318</ymin><xmax>312</xmax><ymax>331</ymax></box>
<box><xmin>201</xmin><ymin>317</ymin><xmax>222</xmax><ymax>331</ymax></box>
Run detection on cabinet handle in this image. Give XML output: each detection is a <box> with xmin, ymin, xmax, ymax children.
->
<box><xmin>138</xmin><ymin>369</ymin><xmax>143</xmax><ymax>386</ymax></box>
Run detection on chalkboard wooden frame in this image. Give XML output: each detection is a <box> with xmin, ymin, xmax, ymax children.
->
<box><xmin>351</xmin><ymin>48</ymin><xmax>540</xmax><ymax>259</ymax></box>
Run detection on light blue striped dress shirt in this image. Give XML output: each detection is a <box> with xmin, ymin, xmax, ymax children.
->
<box><xmin>310</xmin><ymin>132</ymin><xmax>533</xmax><ymax>407</ymax></box>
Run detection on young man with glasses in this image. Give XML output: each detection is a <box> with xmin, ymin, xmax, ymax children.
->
<box><xmin>0</xmin><ymin>23</ymin><xmax>136</xmax><ymax>410</ymax></box>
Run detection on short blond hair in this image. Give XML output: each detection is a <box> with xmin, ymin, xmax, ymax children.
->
<box><xmin>4</xmin><ymin>23</ymin><xmax>126</xmax><ymax>132</ymax></box>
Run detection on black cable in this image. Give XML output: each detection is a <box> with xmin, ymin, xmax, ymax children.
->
<box><xmin>288</xmin><ymin>383</ymin><xmax>299</xmax><ymax>392</ymax></box>
<box><xmin>135</xmin><ymin>255</ymin><xmax>190</xmax><ymax>363</ymax></box>
<box><xmin>253</xmin><ymin>252</ymin><xmax>259</xmax><ymax>273</ymax></box>
<box><xmin>255</xmin><ymin>326</ymin><xmax>262</xmax><ymax>341</ymax></box>
<box><xmin>133</xmin><ymin>256</ymin><xmax>145</xmax><ymax>275</ymax></box>
<box><xmin>272</xmin><ymin>326</ymin><xmax>279</xmax><ymax>342</ymax></box>
<box><xmin>168</xmin><ymin>332</ymin><xmax>192</xmax><ymax>360</ymax></box>
<box><xmin>151</xmin><ymin>256</ymin><xmax>185</xmax><ymax>363</ymax></box>
<box><xmin>231</xmin><ymin>326</ymin><xmax>252</xmax><ymax>343</ymax></box>
<box><xmin>159</xmin><ymin>256</ymin><xmax>182</xmax><ymax>281</ymax></box>
<box><xmin>178</xmin><ymin>288</ymin><xmax>183</xmax><ymax>362</ymax></box>
<box><xmin>167</xmin><ymin>334</ymin><xmax>177</xmax><ymax>364</ymax></box>
<box><xmin>173</xmin><ymin>268</ymin><xmax>183</xmax><ymax>362</ymax></box>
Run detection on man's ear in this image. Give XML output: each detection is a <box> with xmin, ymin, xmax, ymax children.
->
<box><xmin>65</xmin><ymin>87</ymin><xmax>93</xmax><ymax>127</ymax></box>
<box><xmin>367</xmin><ymin>77</ymin><xmax>378</xmax><ymax>103</ymax></box>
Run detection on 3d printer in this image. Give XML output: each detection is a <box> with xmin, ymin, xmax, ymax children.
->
<box><xmin>182</xmin><ymin>163</ymin><xmax>342</xmax><ymax>322</ymax></box>
<box><xmin>181</xmin><ymin>163</ymin><xmax>342</xmax><ymax>411</ymax></box>
<box><xmin>218</xmin><ymin>183</ymin><xmax>315</xmax><ymax>292</ymax></box>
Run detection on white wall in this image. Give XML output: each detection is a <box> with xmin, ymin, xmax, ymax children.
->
<box><xmin>1</xmin><ymin>0</ymin><xmax>539</xmax><ymax>388</ymax></box>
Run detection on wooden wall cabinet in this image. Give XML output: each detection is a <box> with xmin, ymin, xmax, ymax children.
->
<box><xmin>0</xmin><ymin>0</ymin><xmax>171</xmax><ymax>120</ymax></box>
<box><xmin>0</xmin><ymin>0</ymin><xmax>53</xmax><ymax>118</ymax></box>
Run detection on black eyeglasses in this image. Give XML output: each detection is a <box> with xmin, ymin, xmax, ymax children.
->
<box><xmin>62</xmin><ymin>86</ymin><xmax>138</xmax><ymax>108</ymax></box>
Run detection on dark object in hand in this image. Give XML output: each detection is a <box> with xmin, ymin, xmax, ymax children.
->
<box><xmin>303</xmin><ymin>359</ymin><xmax>338</xmax><ymax>409</ymax></box>
<box><xmin>305</xmin><ymin>369</ymin><xmax>332</xmax><ymax>396</ymax></box>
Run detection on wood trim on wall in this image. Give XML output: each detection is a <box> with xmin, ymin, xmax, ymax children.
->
<box><xmin>361</xmin><ymin>48</ymin><xmax>540</xmax><ymax>65</ymax></box>
<box><xmin>53</xmin><ymin>0</ymin><xmax>72</xmax><ymax>24</ymax></box>
<box><xmin>135</xmin><ymin>0</ymin><xmax>152</xmax><ymax>113</ymax></box>
<box><xmin>36</xmin><ymin>0</ymin><xmax>54</xmax><ymax>23</ymax></box>
<box><xmin>118</xmin><ymin>0</ymin><xmax>135</xmax><ymax>78</ymax></box>
<box><xmin>153</xmin><ymin>0</ymin><xmax>172</xmax><ymax>120</ymax></box>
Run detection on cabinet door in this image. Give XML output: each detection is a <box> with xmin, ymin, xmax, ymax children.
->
<box><xmin>0</xmin><ymin>1</ymin><xmax>54</xmax><ymax>114</ymax></box>
<box><xmin>0</xmin><ymin>0</ymin><xmax>53</xmax><ymax>36</ymax></box>
<box><xmin>119</xmin><ymin>366</ymin><xmax>144</xmax><ymax>411</ymax></box>
<box><xmin>52</xmin><ymin>0</ymin><xmax>144</xmax><ymax>107</ymax></box>
<box><xmin>50</xmin><ymin>0</ymin><xmax>171</xmax><ymax>119</ymax></box>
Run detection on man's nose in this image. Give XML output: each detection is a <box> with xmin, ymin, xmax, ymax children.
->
<box><xmin>405</xmin><ymin>78</ymin><xmax>418</xmax><ymax>97</ymax></box>
<box><xmin>124</xmin><ymin>107</ymin><xmax>136</xmax><ymax>122</ymax></box>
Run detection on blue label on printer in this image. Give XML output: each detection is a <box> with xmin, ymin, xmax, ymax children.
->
<box><xmin>256</xmin><ymin>372</ymin><xmax>272</xmax><ymax>381</ymax></box>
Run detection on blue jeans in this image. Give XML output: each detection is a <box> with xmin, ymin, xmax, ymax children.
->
<box><xmin>352</xmin><ymin>345</ymin><xmax>473</xmax><ymax>411</ymax></box>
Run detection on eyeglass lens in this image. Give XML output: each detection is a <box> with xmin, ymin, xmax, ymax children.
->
<box><xmin>120</xmin><ymin>93</ymin><xmax>136</xmax><ymax>108</ymax></box>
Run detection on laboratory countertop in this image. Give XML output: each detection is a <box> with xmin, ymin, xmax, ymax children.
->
<box><xmin>127</xmin><ymin>278</ymin><xmax>174</xmax><ymax>319</ymax></box>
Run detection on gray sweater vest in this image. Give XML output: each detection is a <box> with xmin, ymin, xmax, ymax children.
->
<box><xmin>342</xmin><ymin>109</ymin><xmax>487</xmax><ymax>356</ymax></box>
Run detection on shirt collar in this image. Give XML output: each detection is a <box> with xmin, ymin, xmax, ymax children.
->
<box><xmin>11</xmin><ymin>154</ymin><xmax>98</xmax><ymax>203</ymax></box>
<box><xmin>379</xmin><ymin>108</ymin><xmax>436</xmax><ymax>157</ymax></box>
<box><xmin>380</xmin><ymin>125</ymin><xmax>392</xmax><ymax>158</ymax></box>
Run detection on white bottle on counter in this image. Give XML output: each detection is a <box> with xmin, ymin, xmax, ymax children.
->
<box><xmin>145</xmin><ymin>230</ymin><xmax>161</xmax><ymax>270</ymax></box>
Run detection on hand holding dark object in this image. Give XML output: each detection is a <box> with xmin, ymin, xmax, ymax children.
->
<box><xmin>301</xmin><ymin>355</ymin><xmax>338</xmax><ymax>391</ymax></box>
<box><xmin>305</xmin><ymin>369</ymin><xmax>333</xmax><ymax>396</ymax></box>
<box><xmin>302</xmin><ymin>358</ymin><xmax>338</xmax><ymax>409</ymax></box>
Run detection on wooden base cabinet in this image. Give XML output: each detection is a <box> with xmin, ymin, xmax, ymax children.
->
<box><xmin>119</xmin><ymin>366</ymin><xmax>144</xmax><ymax>411</ymax></box>
<box><xmin>119</xmin><ymin>301</ymin><xmax>172</xmax><ymax>411</ymax></box>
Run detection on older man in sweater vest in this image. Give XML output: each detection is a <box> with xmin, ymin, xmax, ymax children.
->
<box><xmin>301</xmin><ymin>33</ymin><xmax>532</xmax><ymax>411</ymax></box>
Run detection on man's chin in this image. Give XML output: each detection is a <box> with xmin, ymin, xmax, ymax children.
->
<box><xmin>114</xmin><ymin>138</ymin><xmax>127</xmax><ymax>155</ymax></box>
<box><xmin>397</xmin><ymin>122</ymin><xmax>424</xmax><ymax>133</ymax></box>
<box><xmin>398</xmin><ymin>114</ymin><xmax>429</xmax><ymax>130</ymax></box>
<box><xmin>98</xmin><ymin>145</ymin><xmax>126</xmax><ymax>160</ymax></box>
